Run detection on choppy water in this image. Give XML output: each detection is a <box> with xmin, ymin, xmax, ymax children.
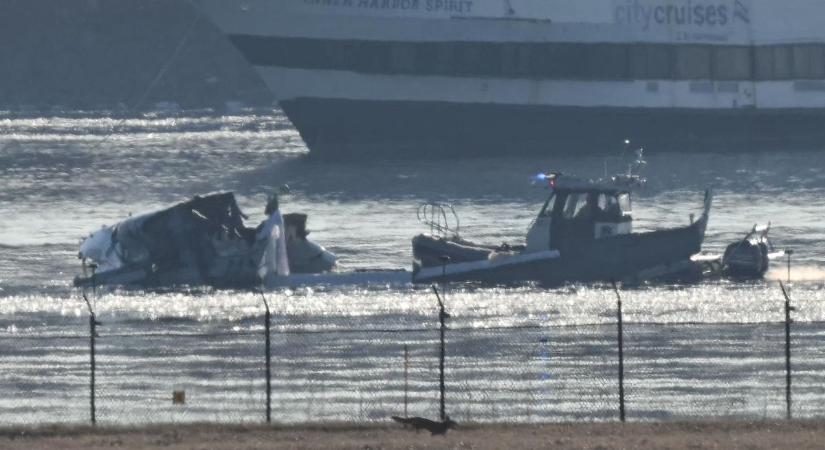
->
<box><xmin>1</xmin><ymin>110</ymin><xmax>824</xmax><ymax>425</ymax></box>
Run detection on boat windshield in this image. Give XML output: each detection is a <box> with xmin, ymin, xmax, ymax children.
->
<box><xmin>618</xmin><ymin>192</ymin><xmax>632</xmax><ymax>215</ymax></box>
<box><xmin>538</xmin><ymin>193</ymin><xmax>556</xmax><ymax>217</ymax></box>
<box><xmin>562</xmin><ymin>192</ymin><xmax>591</xmax><ymax>220</ymax></box>
<box><xmin>594</xmin><ymin>192</ymin><xmax>632</xmax><ymax>221</ymax></box>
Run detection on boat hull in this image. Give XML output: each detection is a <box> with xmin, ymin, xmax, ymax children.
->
<box><xmin>412</xmin><ymin>218</ymin><xmax>707</xmax><ymax>286</ymax></box>
<box><xmin>282</xmin><ymin>98</ymin><xmax>825</xmax><ymax>157</ymax></box>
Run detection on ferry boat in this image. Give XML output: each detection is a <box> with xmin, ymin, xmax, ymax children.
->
<box><xmin>195</xmin><ymin>0</ymin><xmax>825</xmax><ymax>155</ymax></box>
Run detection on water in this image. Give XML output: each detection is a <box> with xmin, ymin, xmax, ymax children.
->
<box><xmin>1</xmin><ymin>109</ymin><xmax>824</xmax><ymax>425</ymax></box>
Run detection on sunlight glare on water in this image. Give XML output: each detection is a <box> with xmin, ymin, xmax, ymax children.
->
<box><xmin>1</xmin><ymin>110</ymin><xmax>824</xmax><ymax>317</ymax></box>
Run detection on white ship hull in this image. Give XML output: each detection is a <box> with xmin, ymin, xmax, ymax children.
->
<box><xmin>195</xmin><ymin>0</ymin><xmax>825</xmax><ymax>155</ymax></box>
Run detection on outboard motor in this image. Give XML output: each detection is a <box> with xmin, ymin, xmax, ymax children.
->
<box><xmin>722</xmin><ymin>224</ymin><xmax>772</xmax><ymax>278</ymax></box>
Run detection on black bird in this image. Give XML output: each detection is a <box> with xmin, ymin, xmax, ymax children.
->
<box><xmin>391</xmin><ymin>415</ymin><xmax>457</xmax><ymax>435</ymax></box>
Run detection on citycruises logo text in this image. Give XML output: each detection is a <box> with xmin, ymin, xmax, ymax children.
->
<box><xmin>614</xmin><ymin>0</ymin><xmax>750</xmax><ymax>31</ymax></box>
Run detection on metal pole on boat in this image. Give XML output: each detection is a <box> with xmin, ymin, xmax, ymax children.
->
<box><xmin>611</xmin><ymin>281</ymin><xmax>626</xmax><ymax>423</ymax></box>
<box><xmin>780</xmin><ymin>281</ymin><xmax>794</xmax><ymax>420</ymax></box>
<box><xmin>432</xmin><ymin>285</ymin><xmax>449</xmax><ymax>422</ymax></box>
<box><xmin>259</xmin><ymin>287</ymin><xmax>272</xmax><ymax>424</ymax></box>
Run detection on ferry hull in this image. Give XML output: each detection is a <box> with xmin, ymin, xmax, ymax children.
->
<box><xmin>282</xmin><ymin>98</ymin><xmax>825</xmax><ymax>157</ymax></box>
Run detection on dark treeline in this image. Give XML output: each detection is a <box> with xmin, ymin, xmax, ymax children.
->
<box><xmin>0</xmin><ymin>0</ymin><xmax>271</xmax><ymax>111</ymax></box>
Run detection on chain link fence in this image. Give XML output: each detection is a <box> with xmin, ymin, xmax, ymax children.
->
<box><xmin>2</xmin><ymin>287</ymin><xmax>824</xmax><ymax>426</ymax></box>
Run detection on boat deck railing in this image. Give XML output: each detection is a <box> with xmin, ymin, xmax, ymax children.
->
<box><xmin>417</xmin><ymin>202</ymin><xmax>460</xmax><ymax>238</ymax></box>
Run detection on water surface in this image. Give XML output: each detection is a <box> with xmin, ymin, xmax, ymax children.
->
<box><xmin>1</xmin><ymin>110</ymin><xmax>823</xmax><ymax>425</ymax></box>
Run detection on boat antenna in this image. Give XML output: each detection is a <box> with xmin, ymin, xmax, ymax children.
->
<box><xmin>606</xmin><ymin>139</ymin><xmax>632</xmax><ymax>178</ymax></box>
<box><xmin>619</xmin><ymin>138</ymin><xmax>631</xmax><ymax>165</ymax></box>
<box><xmin>629</xmin><ymin>147</ymin><xmax>647</xmax><ymax>177</ymax></box>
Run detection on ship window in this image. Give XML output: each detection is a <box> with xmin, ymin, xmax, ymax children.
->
<box><xmin>628</xmin><ymin>45</ymin><xmax>650</xmax><ymax>79</ymax></box>
<box><xmin>502</xmin><ymin>43</ymin><xmax>530</xmax><ymax>76</ymax></box>
<box><xmin>532</xmin><ymin>43</ymin><xmax>555</xmax><ymax>78</ymax></box>
<box><xmin>328</xmin><ymin>40</ymin><xmax>355</xmax><ymax>68</ymax></box>
<box><xmin>479</xmin><ymin>42</ymin><xmax>501</xmax><ymax>75</ymax></box>
<box><xmin>587</xmin><ymin>45</ymin><xmax>628</xmax><ymax>79</ymax></box>
<box><xmin>436</xmin><ymin>42</ymin><xmax>454</xmax><ymax>73</ymax></box>
<box><xmin>566</xmin><ymin>44</ymin><xmax>589</xmax><ymax>78</ymax></box>
<box><xmin>597</xmin><ymin>194</ymin><xmax>608</xmax><ymax>211</ymax></box>
<box><xmin>390</xmin><ymin>43</ymin><xmax>417</xmax><ymax>72</ymax></box>
<box><xmin>538</xmin><ymin>43</ymin><xmax>584</xmax><ymax>78</ymax></box>
<box><xmin>772</xmin><ymin>45</ymin><xmax>793</xmax><ymax>79</ymax></box>
<box><xmin>792</xmin><ymin>44</ymin><xmax>825</xmax><ymax>79</ymax></box>
<box><xmin>597</xmin><ymin>194</ymin><xmax>623</xmax><ymax>221</ymax></box>
<box><xmin>714</xmin><ymin>46</ymin><xmax>751</xmax><ymax>80</ymax></box>
<box><xmin>647</xmin><ymin>45</ymin><xmax>672</xmax><ymax>79</ymax></box>
<box><xmin>562</xmin><ymin>193</ymin><xmax>590</xmax><ymax>220</ymax></box>
<box><xmin>754</xmin><ymin>46</ymin><xmax>775</xmax><ymax>80</ymax></box>
<box><xmin>674</xmin><ymin>46</ymin><xmax>712</xmax><ymax>79</ymax></box>
<box><xmin>629</xmin><ymin>44</ymin><xmax>672</xmax><ymax>79</ymax></box>
<box><xmin>416</xmin><ymin>43</ymin><xmax>438</xmax><ymax>74</ymax></box>
<box><xmin>618</xmin><ymin>193</ymin><xmax>632</xmax><ymax>215</ymax></box>
<box><xmin>347</xmin><ymin>40</ymin><xmax>388</xmax><ymax>72</ymax></box>
<box><xmin>516</xmin><ymin>44</ymin><xmax>533</xmax><ymax>76</ymax></box>
<box><xmin>233</xmin><ymin>36</ymin><xmax>825</xmax><ymax>82</ymax></box>
<box><xmin>454</xmin><ymin>42</ymin><xmax>482</xmax><ymax>75</ymax></box>
<box><xmin>814</xmin><ymin>45</ymin><xmax>825</xmax><ymax>78</ymax></box>
<box><xmin>501</xmin><ymin>43</ymin><xmax>516</xmax><ymax>75</ymax></box>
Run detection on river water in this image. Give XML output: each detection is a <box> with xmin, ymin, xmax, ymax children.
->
<box><xmin>1</xmin><ymin>109</ymin><xmax>824</xmax><ymax>425</ymax></box>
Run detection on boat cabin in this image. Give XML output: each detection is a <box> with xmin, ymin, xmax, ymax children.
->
<box><xmin>526</xmin><ymin>175</ymin><xmax>633</xmax><ymax>252</ymax></box>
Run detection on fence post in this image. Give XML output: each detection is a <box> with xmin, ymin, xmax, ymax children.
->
<box><xmin>90</xmin><ymin>313</ymin><xmax>97</xmax><ymax>425</ymax></box>
<box><xmin>786</xmin><ymin>250</ymin><xmax>793</xmax><ymax>296</ymax></box>
<box><xmin>81</xmin><ymin>292</ymin><xmax>98</xmax><ymax>425</ymax></box>
<box><xmin>432</xmin><ymin>285</ymin><xmax>450</xmax><ymax>422</ymax></box>
<box><xmin>780</xmin><ymin>281</ymin><xmax>794</xmax><ymax>420</ymax></box>
<box><xmin>403</xmin><ymin>344</ymin><xmax>409</xmax><ymax>418</ymax></box>
<box><xmin>612</xmin><ymin>281</ymin><xmax>626</xmax><ymax>423</ymax></box>
<box><xmin>259</xmin><ymin>288</ymin><xmax>272</xmax><ymax>424</ymax></box>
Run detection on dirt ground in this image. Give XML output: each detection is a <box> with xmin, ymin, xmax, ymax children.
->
<box><xmin>2</xmin><ymin>421</ymin><xmax>824</xmax><ymax>450</ymax></box>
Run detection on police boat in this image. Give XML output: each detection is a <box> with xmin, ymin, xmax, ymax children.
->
<box><xmin>412</xmin><ymin>172</ymin><xmax>713</xmax><ymax>286</ymax></box>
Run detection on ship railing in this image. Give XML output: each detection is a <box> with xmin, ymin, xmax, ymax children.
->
<box><xmin>417</xmin><ymin>202</ymin><xmax>460</xmax><ymax>239</ymax></box>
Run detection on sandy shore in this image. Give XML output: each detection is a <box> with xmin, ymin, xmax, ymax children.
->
<box><xmin>1</xmin><ymin>421</ymin><xmax>823</xmax><ymax>450</ymax></box>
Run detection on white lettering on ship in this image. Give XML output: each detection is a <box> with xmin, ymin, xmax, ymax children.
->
<box><xmin>302</xmin><ymin>0</ymin><xmax>473</xmax><ymax>14</ymax></box>
<box><xmin>613</xmin><ymin>0</ymin><xmax>750</xmax><ymax>42</ymax></box>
